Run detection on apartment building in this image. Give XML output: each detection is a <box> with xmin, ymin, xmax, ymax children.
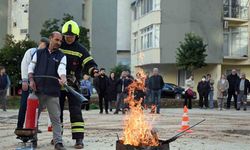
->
<box><xmin>0</xmin><ymin>0</ymin><xmax>83</xmax><ymax>45</ymax></box>
<box><xmin>131</xmin><ymin>0</ymin><xmax>250</xmax><ymax>91</ymax></box>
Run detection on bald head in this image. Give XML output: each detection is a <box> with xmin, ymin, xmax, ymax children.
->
<box><xmin>49</xmin><ymin>31</ymin><xmax>62</xmax><ymax>50</ymax></box>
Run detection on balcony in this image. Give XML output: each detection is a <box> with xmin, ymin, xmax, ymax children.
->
<box><xmin>223</xmin><ymin>0</ymin><xmax>248</xmax><ymax>22</ymax></box>
<box><xmin>223</xmin><ymin>27</ymin><xmax>248</xmax><ymax>59</ymax></box>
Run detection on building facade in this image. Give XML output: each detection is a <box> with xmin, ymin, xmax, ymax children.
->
<box><xmin>83</xmin><ymin>0</ymin><xmax>131</xmax><ymax>71</ymax></box>
<box><xmin>130</xmin><ymin>0</ymin><xmax>250</xmax><ymax>94</ymax></box>
<box><xmin>1</xmin><ymin>0</ymin><xmax>83</xmax><ymax>44</ymax></box>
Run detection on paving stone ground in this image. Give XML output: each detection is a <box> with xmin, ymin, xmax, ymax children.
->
<box><xmin>1</xmin><ymin>108</ymin><xmax>250</xmax><ymax>150</ymax></box>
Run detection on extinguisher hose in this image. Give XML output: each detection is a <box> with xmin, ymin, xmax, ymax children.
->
<box><xmin>32</xmin><ymin>75</ymin><xmax>88</xmax><ymax>103</ymax></box>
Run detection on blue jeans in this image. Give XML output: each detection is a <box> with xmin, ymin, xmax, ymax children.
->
<box><xmin>208</xmin><ymin>91</ymin><xmax>214</xmax><ymax>109</ymax></box>
<box><xmin>17</xmin><ymin>90</ymin><xmax>30</xmax><ymax>128</ymax></box>
<box><xmin>151</xmin><ymin>90</ymin><xmax>161</xmax><ymax>113</ymax></box>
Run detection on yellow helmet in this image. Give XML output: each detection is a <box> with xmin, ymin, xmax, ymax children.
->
<box><xmin>62</xmin><ymin>20</ymin><xmax>80</xmax><ymax>36</ymax></box>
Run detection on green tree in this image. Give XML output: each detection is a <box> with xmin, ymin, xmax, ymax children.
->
<box><xmin>40</xmin><ymin>18</ymin><xmax>60</xmax><ymax>38</ymax></box>
<box><xmin>176</xmin><ymin>32</ymin><xmax>207</xmax><ymax>72</ymax></box>
<box><xmin>0</xmin><ymin>34</ymin><xmax>37</xmax><ymax>94</ymax></box>
<box><xmin>110</xmin><ymin>63</ymin><xmax>130</xmax><ymax>78</ymax></box>
<box><xmin>40</xmin><ymin>13</ymin><xmax>90</xmax><ymax>50</ymax></box>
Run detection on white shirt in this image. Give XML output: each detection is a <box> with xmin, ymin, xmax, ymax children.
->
<box><xmin>28</xmin><ymin>50</ymin><xmax>67</xmax><ymax>77</ymax></box>
<box><xmin>21</xmin><ymin>48</ymin><xmax>37</xmax><ymax>81</ymax></box>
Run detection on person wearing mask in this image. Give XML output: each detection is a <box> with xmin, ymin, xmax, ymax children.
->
<box><xmin>227</xmin><ymin>69</ymin><xmax>240</xmax><ymax>109</ymax></box>
<box><xmin>28</xmin><ymin>32</ymin><xmax>67</xmax><ymax>150</ymax></box>
<box><xmin>16</xmin><ymin>37</ymin><xmax>49</xmax><ymax>130</ymax></box>
<box><xmin>207</xmin><ymin>74</ymin><xmax>215</xmax><ymax>109</ymax></box>
<box><xmin>0</xmin><ymin>66</ymin><xmax>10</xmax><ymax>111</ymax></box>
<box><xmin>80</xmin><ymin>74</ymin><xmax>92</xmax><ymax>110</ymax></box>
<box><xmin>114</xmin><ymin>71</ymin><xmax>133</xmax><ymax>114</ymax></box>
<box><xmin>235</xmin><ymin>73</ymin><xmax>250</xmax><ymax>111</ymax></box>
<box><xmin>59</xmin><ymin>20</ymin><xmax>98</xmax><ymax>148</ymax></box>
<box><xmin>107</xmin><ymin>72</ymin><xmax>117</xmax><ymax>112</ymax></box>
<box><xmin>184</xmin><ymin>75</ymin><xmax>195</xmax><ymax>109</ymax></box>
<box><xmin>217</xmin><ymin>74</ymin><xmax>229</xmax><ymax>111</ymax></box>
<box><xmin>94</xmin><ymin>68</ymin><xmax>109</xmax><ymax>114</ymax></box>
<box><xmin>148</xmin><ymin>68</ymin><xmax>164</xmax><ymax>114</ymax></box>
<box><xmin>197</xmin><ymin>76</ymin><xmax>210</xmax><ymax>109</ymax></box>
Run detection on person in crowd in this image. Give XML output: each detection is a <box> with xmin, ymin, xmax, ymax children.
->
<box><xmin>28</xmin><ymin>31</ymin><xmax>67</xmax><ymax>150</ymax></box>
<box><xmin>80</xmin><ymin>74</ymin><xmax>92</xmax><ymax>110</ymax></box>
<box><xmin>93</xmin><ymin>68</ymin><xmax>109</xmax><ymax>114</ymax></box>
<box><xmin>227</xmin><ymin>69</ymin><xmax>239</xmax><ymax>109</ymax></box>
<box><xmin>148</xmin><ymin>68</ymin><xmax>164</xmax><ymax>114</ymax></box>
<box><xmin>0</xmin><ymin>66</ymin><xmax>10</xmax><ymax>112</ymax></box>
<box><xmin>114</xmin><ymin>71</ymin><xmax>133</xmax><ymax>114</ymax></box>
<box><xmin>107</xmin><ymin>72</ymin><xmax>117</xmax><ymax>112</ymax></box>
<box><xmin>217</xmin><ymin>74</ymin><xmax>229</xmax><ymax>111</ymax></box>
<box><xmin>197</xmin><ymin>76</ymin><xmax>210</xmax><ymax>109</ymax></box>
<box><xmin>184</xmin><ymin>75</ymin><xmax>194</xmax><ymax>109</ymax></box>
<box><xmin>207</xmin><ymin>74</ymin><xmax>215</xmax><ymax>109</ymax></box>
<box><xmin>235</xmin><ymin>73</ymin><xmax>250</xmax><ymax>111</ymax></box>
<box><xmin>144</xmin><ymin>72</ymin><xmax>150</xmax><ymax>110</ymax></box>
<box><xmin>16</xmin><ymin>37</ymin><xmax>49</xmax><ymax>130</ymax></box>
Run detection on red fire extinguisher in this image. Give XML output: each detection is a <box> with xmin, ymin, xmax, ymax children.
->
<box><xmin>25</xmin><ymin>93</ymin><xmax>39</xmax><ymax>129</ymax></box>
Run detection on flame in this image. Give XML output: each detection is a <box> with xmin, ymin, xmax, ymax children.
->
<box><xmin>122</xmin><ymin>69</ymin><xmax>159</xmax><ymax>146</ymax></box>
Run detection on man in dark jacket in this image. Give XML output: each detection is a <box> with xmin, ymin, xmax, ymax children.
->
<box><xmin>227</xmin><ymin>69</ymin><xmax>240</xmax><ymax>109</ymax></box>
<box><xmin>197</xmin><ymin>76</ymin><xmax>210</xmax><ymax>109</ymax></box>
<box><xmin>148</xmin><ymin>68</ymin><xmax>164</xmax><ymax>114</ymax></box>
<box><xmin>235</xmin><ymin>73</ymin><xmax>249</xmax><ymax>111</ymax></box>
<box><xmin>0</xmin><ymin>66</ymin><xmax>10</xmax><ymax>111</ymax></box>
<box><xmin>94</xmin><ymin>68</ymin><xmax>109</xmax><ymax>114</ymax></box>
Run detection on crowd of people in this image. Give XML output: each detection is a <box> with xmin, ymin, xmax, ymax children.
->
<box><xmin>184</xmin><ymin>69</ymin><xmax>249</xmax><ymax>111</ymax></box>
<box><xmin>86</xmin><ymin>67</ymin><xmax>164</xmax><ymax>115</ymax></box>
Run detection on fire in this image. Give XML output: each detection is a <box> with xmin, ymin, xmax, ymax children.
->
<box><xmin>122</xmin><ymin>69</ymin><xmax>159</xmax><ymax>146</ymax></box>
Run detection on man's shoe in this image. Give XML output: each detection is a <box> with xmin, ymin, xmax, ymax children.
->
<box><xmin>32</xmin><ymin>140</ymin><xmax>37</xmax><ymax>148</ymax></box>
<box><xmin>51</xmin><ymin>139</ymin><xmax>54</xmax><ymax>145</ymax></box>
<box><xmin>113</xmin><ymin>111</ymin><xmax>118</xmax><ymax>114</ymax></box>
<box><xmin>243</xmin><ymin>108</ymin><xmax>247</xmax><ymax>111</ymax></box>
<box><xmin>99</xmin><ymin>111</ymin><xmax>103</xmax><ymax>114</ymax></box>
<box><xmin>74</xmin><ymin>139</ymin><xmax>84</xmax><ymax>149</ymax></box>
<box><xmin>55</xmin><ymin>143</ymin><xmax>66</xmax><ymax>150</ymax></box>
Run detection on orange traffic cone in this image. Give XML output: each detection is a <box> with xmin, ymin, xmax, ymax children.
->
<box><xmin>48</xmin><ymin>117</ymin><xmax>52</xmax><ymax>132</ymax></box>
<box><xmin>177</xmin><ymin>106</ymin><xmax>192</xmax><ymax>133</ymax></box>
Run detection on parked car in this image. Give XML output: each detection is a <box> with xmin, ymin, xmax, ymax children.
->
<box><xmin>161</xmin><ymin>83</ymin><xmax>184</xmax><ymax>99</ymax></box>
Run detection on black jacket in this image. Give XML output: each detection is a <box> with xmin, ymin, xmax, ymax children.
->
<box><xmin>34</xmin><ymin>48</ymin><xmax>64</xmax><ymax>97</ymax></box>
<box><xmin>227</xmin><ymin>74</ymin><xmax>240</xmax><ymax>92</ymax></box>
<box><xmin>60</xmin><ymin>40</ymin><xmax>97</xmax><ymax>81</ymax></box>
<box><xmin>93</xmin><ymin>75</ymin><xmax>109</xmax><ymax>94</ymax></box>
<box><xmin>197</xmin><ymin>81</ymin><xmax>210</xmax><ymax>94</ymax></box>
<box><xmin>148</xmin><ymin>75</ymin><xmax>164</xmax><ymax>91</ymax></box>
<box><xmin>235</xmin><ymin>78</ymin><xmax>250</xmax><ymax>95</ymax></box>
<box><xmin>0</xmin><ymin>74</ymin><xmax>8</xmax><ymax>90</ymax></box>
<box><xmin>107</xmin><ymin>78</ymin><xmax>117</xmax><ymax>101</ymax></box>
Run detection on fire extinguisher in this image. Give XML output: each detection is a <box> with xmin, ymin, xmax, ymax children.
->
<box><xmin>25</xmin><ymin>93</ymin><xmax>39</xmax><ymax>129</ymax></box>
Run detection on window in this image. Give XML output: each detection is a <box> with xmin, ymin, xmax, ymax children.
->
<box><xmin>13</xmin><ymin>22</ymin><xmax>17</xmax><ymax>27</ymax></box>
<box><xmin>223</xmin><ymin>27</ymin><xmax>248</xmax><ymax>57</ymax></box>
<box><xmin>140</xmin><ymin>24</ymin><xmax>160</xmax><ymax>50</ymax></box>
<box><xmin>223</xmin><ymin>0</ymin><xmax>248</xmax><ymax>19</ymax></box>
<box><xmin>141</xmin><ymin>0</ymin><xmax>153</xmax><ymax>15</ymax></box>
<box><xmin>133</xmin><ymin>32</ymin><xmax>138</xmax><ymax>52</ymax></box>
<box><xmin>132</xmin><ymin>0</ymin><xmax>159</xmax><ymax>20</ymax></box>
<box><xmin>82</xmin><ymin>4</ymin><xmax>85</xmax><ymax>20</ymax></box>
<box><xmin>20</xmin><ymin>29</ymin><xmax>28</xmax><ymax>34</ymax></box>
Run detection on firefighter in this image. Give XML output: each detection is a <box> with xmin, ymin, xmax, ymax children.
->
<box><xmin>59</xmin><ymin>20</ymin><xmax>98</xmax><ymax>149</ymax></box>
